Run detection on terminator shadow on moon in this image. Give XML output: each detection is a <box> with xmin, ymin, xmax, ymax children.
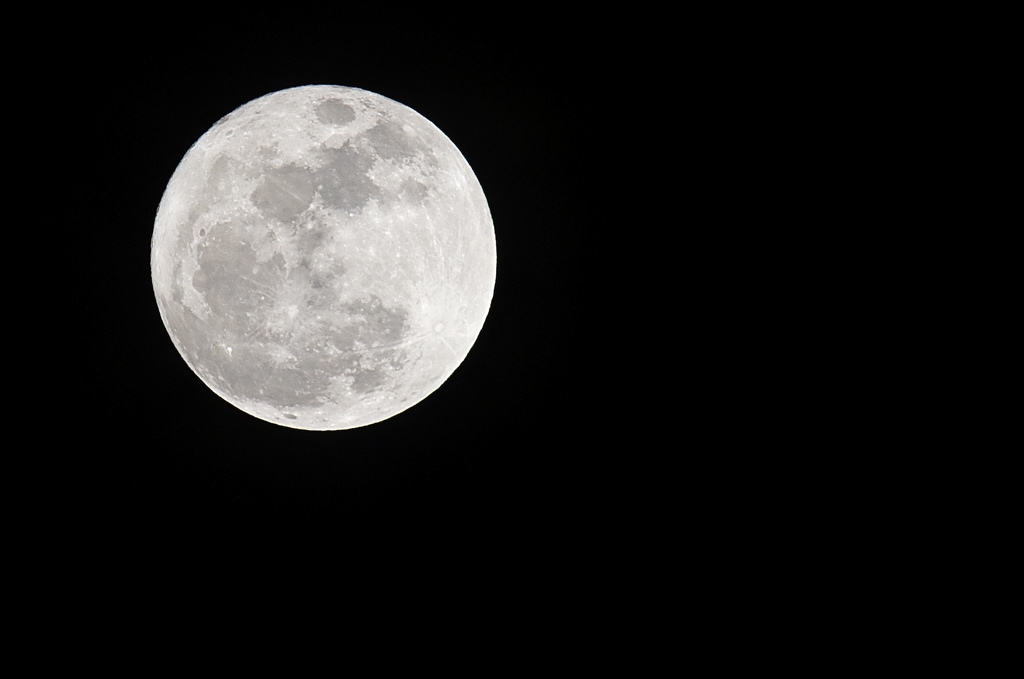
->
<box><xmin>151</xmin><ymin>85</ymin><xmax>497</xmax><ymax>430</ymax></box>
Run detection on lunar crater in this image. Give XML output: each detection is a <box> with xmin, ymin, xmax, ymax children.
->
<box><xmin>314</xmin><ymin>98</ymin><xmax>356</xmax><ymax>127</ymax></box>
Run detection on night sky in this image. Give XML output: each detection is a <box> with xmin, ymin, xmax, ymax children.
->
<box><xmin>56</xmin><ymin>10</ymin><xmax>619</xmax><ymax>551</ymax></box>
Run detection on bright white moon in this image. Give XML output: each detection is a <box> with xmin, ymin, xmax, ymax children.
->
<box><xmin>151</xmin><ymin>85</ymin><xmax>496</xmax><ymax>430</ymax></box>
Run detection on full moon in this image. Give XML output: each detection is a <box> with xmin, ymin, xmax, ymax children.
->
<box><xmin>151</xmin><ymin>85</ymin><xmax>496</xmax><ymax>430</ymax></box>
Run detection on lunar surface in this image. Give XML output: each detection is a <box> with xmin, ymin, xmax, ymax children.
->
<box><xmin>151</xmin><ymin>85</ymin><xmax>496</xmax><ymax>430</ymax></box>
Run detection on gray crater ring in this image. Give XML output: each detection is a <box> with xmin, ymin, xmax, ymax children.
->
<box><xmin>151</xmin><ymin>85</ymin><xmax>497</xmax><ymax>430</ymax></box>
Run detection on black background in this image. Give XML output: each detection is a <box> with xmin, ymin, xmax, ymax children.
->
<box><xmin>52</xmin><ymin>10</ymin><xmax>627</xmax><ymax>556</ymax></box>
<box><xmin>22</xmin><ymin>7</ymin><xmax>948</xmax><ymax>656</ymax></box>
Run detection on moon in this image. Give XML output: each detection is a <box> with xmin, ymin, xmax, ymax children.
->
<box><xmin>151</xmin><ymin>85</ymin><xmax>496</xmax><ymax>430</ymax></box>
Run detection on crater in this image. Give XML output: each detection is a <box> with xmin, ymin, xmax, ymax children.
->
<box><xmin>315</xmin><ymin>98</ymin><xmax>356</xmax><ymax>126</ymax></box>
<box><xmin>398</xmin><ymin>178</ymin><xmax>429</xmax><ymax>204</ymax></box>
<box><xmin>363</xmin><ymin>119</ymin><xmax>419</xmax><ymax>161</ymax></box>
